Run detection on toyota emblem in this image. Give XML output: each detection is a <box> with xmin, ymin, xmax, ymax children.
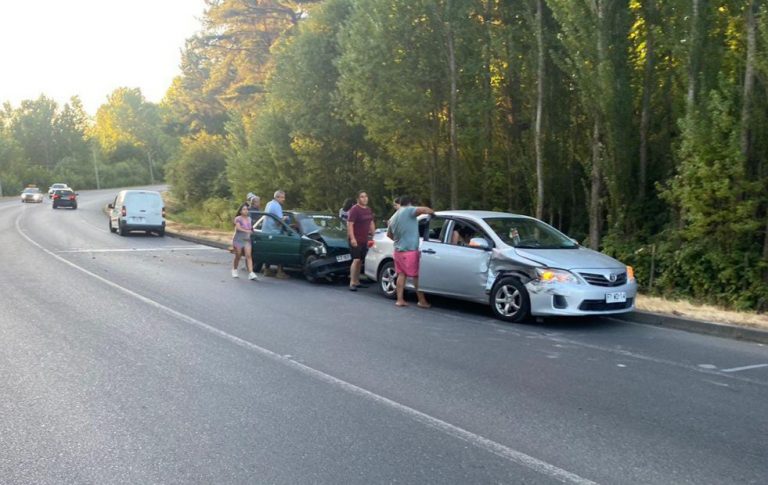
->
<box><xmin>608</xmin><ymin>273</ymin><xmax>618</xmax><ymax>283</ymax></box>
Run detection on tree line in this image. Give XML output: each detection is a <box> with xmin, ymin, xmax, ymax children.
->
<box><xmin>1</xmin><ymin>0</ymin><xmax>767</xmax><ymax>311</ymax></box>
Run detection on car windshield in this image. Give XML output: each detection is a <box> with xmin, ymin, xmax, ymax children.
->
<box><xmin>484</xmin><ymin>216</ymin><xmax>578</xmax><ymax>249</ymax></box>
<box><xmin>23</xmin><ymin>188</ymin><xmax>40</xmax><ymax>194</ymax></box>
<box><xmin>296</xmin><ymin>214</ymin><xmax>346</xmax><ymax>237</ymax></box>
<box><xmin>56</xmin><ymin>190</ymin><xmax>74</xmax><ymax>196</ymax></box>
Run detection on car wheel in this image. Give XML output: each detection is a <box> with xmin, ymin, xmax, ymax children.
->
<box><xmin>377</xmin><ymin>260</ymin><xmax>397</xmax><ymax>299</ymax></box>
<box><xmin>157</xmin><ymin>227</ymin><xmax>165</xmax><ymax>237</ymax></box>
<box><xmin>303</xmin><ymin>254</ymin><xmax>319</xmax><ymax>283</ymax></box>
<box><xmin>109</xmin><ymin>220</ymin><xmax>117</xmax><ymax>233</ymax></box>
<box><xmin>52</xmin><ymin>204</ymin><xmax>57</xmax><ymax>209</ymax></box>
<box><xmin>72</xmin><ymin>204</ymin><xmax>77</xmax><ymax>210</ymax></box>
<box><xmin>490</xmin><ymin>276</ymin><xmax>530</xmax><ymax>323</ymax></box>
<box><xmin>118</xmin><ymin>221</ymin><xmax>127</xmax><ymax>236</ymax></box>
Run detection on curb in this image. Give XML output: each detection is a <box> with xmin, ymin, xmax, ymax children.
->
<box><xmin>610</xmin><ymin>311</ymin><xmax>768</xmax><ymax>345</ymax></box>
<box><xmin>165</xmin><ymin>229</ymin><xmax>230</xmax><ymax>250</ymax></box>
<box><xmin>166</xmin><ymin>227</ymin><xmax>768</xmax><ymax>345</ymax></box>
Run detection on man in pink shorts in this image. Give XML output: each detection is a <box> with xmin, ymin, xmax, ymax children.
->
<box><xmin>386</xmin><ymin>196</ymin><xmax>434</xmax><ymax>308</ymax></box>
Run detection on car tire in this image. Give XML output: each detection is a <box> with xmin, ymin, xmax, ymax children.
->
<box><xmin>377</xmin><ymin>260</ymin><xmax>397</xmax><ymax>299</ymax></box>
<box><xmin>490</xmin><ymin>276</ymin><xmax>530</xmax><ymax>323</ymax></box>
<box><xmin>117</xmin><ymin>221</ymin><xmax>127</xmax><ymax>236</ymax></box>
<box><xmin>52</xmin><ymin>203</ymin><xmax>57</xmax><ymax>209</ymax></box>
<box><xmin>109</xmin><ymin>220</ymin><xmax>117</xmax><ymax>233</ymax></box>
<box><xmin>157</xmin><ymin>227</ymin><xmax>165</xmax><ymax>237</ymax></box>
<box><xmin>303</xmin><ymin>254</ymin><xmax>319</xmax><ymax>283</ymax></box>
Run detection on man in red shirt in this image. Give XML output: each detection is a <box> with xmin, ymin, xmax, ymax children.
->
<box><xmin>347</xmin><ymin>190</ymin><xmax>375</xmax><ymax>291</ymax></box>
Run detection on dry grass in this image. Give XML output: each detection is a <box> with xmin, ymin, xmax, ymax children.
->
<box><xmin>636</xmin><ymin>294</ymin><xmax>768</xmax><ymax>330</ymax></box>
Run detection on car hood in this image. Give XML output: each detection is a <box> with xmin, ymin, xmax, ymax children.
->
<box><xmin>317</xmin><ymin>234</ymin><xmax>349</xmax><ymax>249</ymax></box>
<box><xmin>511</xmin><ymin>247</ymin><xmax>625</xmax><ymax>270</ymax></box>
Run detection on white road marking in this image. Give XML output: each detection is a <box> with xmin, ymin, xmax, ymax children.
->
<box><xmin>56</xmin><ymin>247</ymin><xmax>217</xmax><ymax>253</ymax></box>
<box><xmin>15</xmin><ymin>214</ymin><xmax>596</xmax><ymax>485</ymax></box>
<box><xmin>721</xmin><ymin>363</ymin><xmax>768</xmax><ymax>373</ymax></box>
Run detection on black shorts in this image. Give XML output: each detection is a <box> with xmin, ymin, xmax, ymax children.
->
<box><xmin>350</xmin><ymin>244</ymin><xmax>368</xmax><ymax>260</ymax></box>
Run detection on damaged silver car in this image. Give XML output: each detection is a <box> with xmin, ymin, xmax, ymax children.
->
<box><xmin>364</xmin><ymin>210</ymin><xmax>637</xmax><ymax>323</ymax></box>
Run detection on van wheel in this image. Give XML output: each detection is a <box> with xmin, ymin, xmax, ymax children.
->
<box><xmin>109</xmin><ymin>220</ymin><xmax>117</xmax><ymax>233</ymax></box>
<box><xmin>377</xmin><ymin>260</ymin><xmax>397</xmax><ymax>299</ymax></box>
<box><xmin>490</xmin><ymin>276</ymin><xmax>530</xmax><ymax>323</ymax></box>
<box><xmin>157</xmin><ymin>227</ymin><xmax>165</xmax><ymax>237</ymax></box>
<box><xmin>117</xmin><ymin>221</ymin><xmax>127</xmax><ymax>236</ymax></box>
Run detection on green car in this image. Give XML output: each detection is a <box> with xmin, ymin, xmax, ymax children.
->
<box><xmin>251</xmin><ymin>211</ymin><xmax>352</xmax><ymax>282</ymax></box>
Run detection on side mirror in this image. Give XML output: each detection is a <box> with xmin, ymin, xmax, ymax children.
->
<box><xmin>468</xmin><ymin>237</ymin><xmax>490</xmax><ymax>250</ymax></box>
<box><xmin>107</xmin><ymin>203</ymin><xmax>114</xmax><ymax>209</ymax></box>
<box><xmin>569</xmin><ymin>237</ymin><xmax>579</xmax><ymax>246</ymax></box>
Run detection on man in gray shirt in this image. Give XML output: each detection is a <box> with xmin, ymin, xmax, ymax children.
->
<box><xmin>387</xmin><ymin>196</ymin><xmax>434</xmax><ymax>308</ymax></box>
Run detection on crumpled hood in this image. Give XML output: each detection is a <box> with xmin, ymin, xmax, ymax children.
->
<box><xmin>512</xmin><ymin>247</ymin><xmax>625</xmax><ymax>270</ymax></box>
<box><xmin>318</xmin><ymin>234</ymin><xmax>349</xmax><ymax>250</ymax></box>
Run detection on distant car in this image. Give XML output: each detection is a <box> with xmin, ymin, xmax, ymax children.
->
<box><xmin>364</xmin><ymin>210</ymin><xmax>638</xmax><ymax>323</ymax></box>
<box><xmin>48</xmin><ymin>183</ymin><xmax>69</xmax><ymax>198</ymax></box>
<box><xmin>51</xmin><ymin>189</ymin><xmax>78</xmax><ymax>209</ymax></box>
<box><xmin>108</xmin><ymin>190</ymin><xmax>166</xmax><ymax>236</ymax></box>
<box><xmin>251</xmin><ymin>211</ymin><xmax>352</xmax><ymax>282</ymax></box>
<box><xmin>20</xmin><ymin>186</ymin><xmax>44</xmax><ymax>203</ymax></box>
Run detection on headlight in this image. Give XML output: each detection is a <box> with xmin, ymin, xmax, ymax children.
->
<box><xmin>535</xmin><ymin>268</ymin><xmax>580</xmax><ymax>284</ymax></box>
<box><xmin>315</xmin><ymin>245</ymin><xmax>327</xmax><ymax>256</ymax></box>
<box><xmin>626</xmin><ymin>265</ymin><xmax>635</xmax><ymax>281</ymax></box>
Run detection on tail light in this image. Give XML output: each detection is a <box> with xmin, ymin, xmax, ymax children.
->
<box><xmin>162</xmin><ymin>207</ymin><xmax>166</xmax><ymax>218</ymax></box>
<box><xmin>52</xmin><ymin>194</ymin><xmax>60</xmax><ymax>200</ymax></box>
<box><xmin>68</xmin><ymin>195</ymin><xmax>76</xmax><ymax>201</ymax></box>
<box><xmin>121</xmin><ymin>206</ymin><xmax>126</xmax><ymax>217</ymax></box>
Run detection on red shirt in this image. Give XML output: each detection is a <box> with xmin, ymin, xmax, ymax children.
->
<box><xmin>348</xmin><ymin>204</ymin><xmax>374</xmax><ymax>244</ymax></box>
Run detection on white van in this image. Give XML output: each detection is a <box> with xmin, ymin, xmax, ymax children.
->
<box><xmin>108</xmin><ymin>190</ymin><xmax>165</xmax><ymax>236</ymax></box>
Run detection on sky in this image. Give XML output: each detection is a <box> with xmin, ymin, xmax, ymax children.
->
<box><xmin>0</xmin><ymin>0</ymin><xmax>207</xmax><ymax>115</ymax></box>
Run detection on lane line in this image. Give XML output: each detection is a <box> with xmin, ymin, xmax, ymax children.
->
<box><xmin>57</xmin><ymin>247</ymin><xmax>218</xmax><ymax>253</ymax></box>
<box><xmin>721</xmin><ymin>363</ymin><xmax>768</xmax><ymax>373</ymax></box>
<box><xmin>14</xmin><ymin>214</ymin><xmax>596</xmax><ymax>485</ymax></box>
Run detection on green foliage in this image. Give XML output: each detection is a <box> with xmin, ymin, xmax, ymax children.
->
<box><xmin>167</xmin><ymin>133</ymin><xmax>230</xmax><ymax>205</ymax></box>
<box><xmin>658</xmin><ymin>82</ymin><xmax>766</xmax><ymax>309</ymax></box>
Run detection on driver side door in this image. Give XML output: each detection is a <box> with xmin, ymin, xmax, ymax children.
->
<box><xmin>419</xmin><ymin>219</ymin><xmax>492</xmax><ymax>301</ymax></box>
<box><xmin>252</xmin><ymin>214</ymin><xmax>302</xmax><ymax>266</ymax></box>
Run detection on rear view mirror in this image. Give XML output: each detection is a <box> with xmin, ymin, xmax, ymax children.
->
<box><xmin>469</xmin><ymin>237</ymin><xmax>490</xmax><ymax>250</ymax></box>
<box><xmin>107</xmin><ymin>203</ymin><xmax>114</xmax><ymax>209</ymax></box>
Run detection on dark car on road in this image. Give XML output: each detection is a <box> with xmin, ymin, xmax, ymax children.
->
<box><xmin>52</xmin><ymin>189</ymin><xmax>78</xmax><ymax>209</ymax></box>
<box><xmin>251</xmin><ymin>211</ymin><xmax>352</xmax><ymax>282</ymax></box>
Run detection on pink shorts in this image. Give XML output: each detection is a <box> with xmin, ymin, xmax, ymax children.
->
<box><xmin>394</xmin><ymin>250</ymin><xmax>420</xmax><ymax>277</ymax></box>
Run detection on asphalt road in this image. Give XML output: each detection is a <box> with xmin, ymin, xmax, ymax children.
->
<box><xmin>1</xmin><ymin>188</ymin><xmax>767</xmax><ymax>484</ymax></box>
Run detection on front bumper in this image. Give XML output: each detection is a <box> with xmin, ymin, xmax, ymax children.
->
<box><xmin>307</xmin><ymin>254</ymin><xmax>352</xmax><ymax>278</ymax></box>
<box><xmin>526</xmin><ymin>279</ymin><xmax>638</xmax><ymax>317</ymax></box>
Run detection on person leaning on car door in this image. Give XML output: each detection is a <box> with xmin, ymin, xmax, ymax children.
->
<box><xmin>387</xmin><ymin>196</ymin><xmax>433</xmax><ymax>308</ymax></box>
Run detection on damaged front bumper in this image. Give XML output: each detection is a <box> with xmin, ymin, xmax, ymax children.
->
<box><xmin>524</xmin><ymin>278</ymin><xmax>638</xmax><ymax>317</ymax></box>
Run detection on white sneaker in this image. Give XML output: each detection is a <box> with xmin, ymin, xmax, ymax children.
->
<box><xmin>231</xmin><ymin>269</ymin><xmax>239</xmax><ymax>278</ymax></box>
<box><xmin>248</xmin><ymin>272</ymin><xmax>259</xmax><ymax>281</ymax></box>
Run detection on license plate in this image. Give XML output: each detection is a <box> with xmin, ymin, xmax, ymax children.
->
<box><xmin>132</xmin><ymin>217</ymin><xmax>145</xmax><ymax>223</ymax></box>
<box><xmin>605</xmin><ymin>292</ymin><xmax>626</xmax><ymax>304</ymax></box>
<box><xmin>336</xmin><ymin>254</ymin><xmax>352</xmax><ymax>262</ymax></box>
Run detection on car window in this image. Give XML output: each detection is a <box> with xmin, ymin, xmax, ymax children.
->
<box><xmin>450</xmin><ymin>220</ymin><xmax>487</xmax><ymax>248</ymax></box>
<box><xmin>297</xmin><ymin>214</ymin><xmax>347</xmax><ymax>236</ymax></box>
<box><xmin>125</xmin><ymin>192</ymin><xmax>162</xmax><ymax>208</ymax></box>
<box><xmin>425</xmin><ymin>217</ymin><xmax>448</xmax><ymax>242</ymax></box>
<box><xmin>23</xmin><ymin>188</ymin><xmax>40</xmax><ymax>194</ymax></box>
<box><xmin>484</xmin><ymin>216</ymin><xmax>577</xmax><ymax>249</ymax></box>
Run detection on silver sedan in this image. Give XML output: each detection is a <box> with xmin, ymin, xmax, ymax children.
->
<box><xmin>364</xmin><ymin>210</ymin><xmax>638</xmax><ymax>323</ymax></box>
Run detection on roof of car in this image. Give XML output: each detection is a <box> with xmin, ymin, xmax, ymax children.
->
<box><xmin>434</xmin><ymin>210</ymin><xmax>534</xmax><ymax>220</ymax></box>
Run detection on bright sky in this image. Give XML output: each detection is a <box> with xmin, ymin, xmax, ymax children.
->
<box><xmin>0</xmin><ymin>0</ymin><xmax>207</xmax><ymax>115</ymax></box>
